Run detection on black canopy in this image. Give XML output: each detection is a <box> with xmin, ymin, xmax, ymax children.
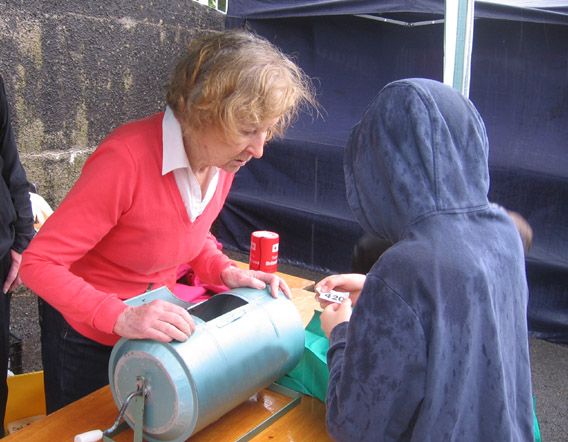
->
<box><xmin>218</xmin><ymin>0</ymin><xmax>568</xmax><ymax>342</ymax></box>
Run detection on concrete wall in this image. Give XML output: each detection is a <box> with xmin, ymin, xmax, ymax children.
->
<box><xmin>0</xmin><ymin>0</ymin><xmax>225</xmax><ymax>208</ymax></box>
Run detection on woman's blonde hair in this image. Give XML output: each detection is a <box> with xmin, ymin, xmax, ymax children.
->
<box><xmin>166</xmin><ymin>30</ymin><xmax>317</xmax><ymax>141</ymax></box>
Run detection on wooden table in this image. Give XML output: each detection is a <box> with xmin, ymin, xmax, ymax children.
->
<box><xmin>5</xmin><ymin>266</ymin><xmax>330</xmax><ymax>442</ymax></box>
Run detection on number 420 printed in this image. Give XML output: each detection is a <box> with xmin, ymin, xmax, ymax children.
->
<box><xmin>316</xmin><ymin>287</ymin><xmax>350</xmax><ymax>304</ymax></box>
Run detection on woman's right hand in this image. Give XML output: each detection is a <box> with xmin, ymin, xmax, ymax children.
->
<box><xmin>113</xmin><ymin>299</ymin><xmax>195</xmax><ymax>342</ymax></box>
<box><xmin>314</xmin><ymin>273</ymin><xmax>367</xmax><ymax>309</ymax></box>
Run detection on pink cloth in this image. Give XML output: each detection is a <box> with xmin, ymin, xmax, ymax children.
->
<box><xmin>174</xmin><ymin>236</ymin><xmax>230</xmax><ymax>303</ymax></box>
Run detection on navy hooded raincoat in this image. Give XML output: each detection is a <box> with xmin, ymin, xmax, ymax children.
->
<box><xmin>326</xmin><ymin>78</ymin><xmax>534</xmax><ymax>442</ymax></box>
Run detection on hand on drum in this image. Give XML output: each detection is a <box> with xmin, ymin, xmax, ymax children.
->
<box><xmin>114</xmin><ymin>299</ymin><xmax>195</xmax><ymax>342</ymax></box>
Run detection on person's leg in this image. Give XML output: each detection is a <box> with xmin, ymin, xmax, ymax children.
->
<box><xmin>38</xmin><ymin>299</ymin><xmax>113</xmax><ymax>414</ymax></box>
<box><xmin>0</xmin><ymin>251</ymin><xmax>12</xmax><ymax>437</ymax></box>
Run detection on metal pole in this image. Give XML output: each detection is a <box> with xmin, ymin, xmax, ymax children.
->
<box><xmin>444</xmin><ymin>0</ymin><xmax>475</xmax><ymax>97</ymax></box>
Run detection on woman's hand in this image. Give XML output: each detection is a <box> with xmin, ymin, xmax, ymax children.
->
<box><xmin>220</xmin><ymin>266</ymin><xmax>291</xmax><ymax>299</ymax></box>
<box><xmin>113</xmin><ymin>299</ymin><xmax>195</xmax><ymax>342</ymax></box>
<box><xmin>314</xmin><ymin>273</ymin><xmax>366</xmax><ymax>309</ymax></box>
<box><xmin>320</xmin><ymin>297</ymin><xmax>352</xmax><ymax>338</ymax></box>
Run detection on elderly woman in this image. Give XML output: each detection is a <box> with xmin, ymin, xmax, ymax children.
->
<box><xmin>20</xmin><ymin>30</ymin><xmax>317</xmax><ymax>413</ymax></box>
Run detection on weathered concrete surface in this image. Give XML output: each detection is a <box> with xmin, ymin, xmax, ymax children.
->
<box><xmin>0</xmin><ymin>0</ymin><xmax>225</xmax><ymax>207</ymax></box>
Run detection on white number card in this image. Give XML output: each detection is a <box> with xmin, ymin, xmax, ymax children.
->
<box><xmin>316</xmin><ymin>287</ymin><xmax>350</xmax><ymax>304</ymax></box>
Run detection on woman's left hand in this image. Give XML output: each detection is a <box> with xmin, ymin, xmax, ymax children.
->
<box><xmin>220</xmin><ymin>266</ymin><xmax>292</xmax><ymax>299</ymax></box>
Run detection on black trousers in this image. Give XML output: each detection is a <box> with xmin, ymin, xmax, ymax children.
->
<box><xmin>38</xmin><ymin>299</ymin><xmax>112</xmax><ymax>414</ymax></box>
<box><xmin>0</xmin><ymin>251</ymin><xmax>13</xmax><ymax>438</ymax></box>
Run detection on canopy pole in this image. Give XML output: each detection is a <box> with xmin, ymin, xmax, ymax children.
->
<box><xmin>443</xmin><ymin>0</ymin><xmax>475</xmax><ymax>97</ymax></box>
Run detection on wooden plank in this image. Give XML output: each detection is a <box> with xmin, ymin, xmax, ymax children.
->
<box><xmin>234</xmin><ymin>261</ymin><xmax>313</xmax><ymax>290</ymax></box>
<box><xmin>4</xmin><ymin>387</ymin><xmax>117</xmax><ymax>441</ymax></box>
<box><xmin>291</xmin><ymin>288</ymin><xmax>321</xmax><ymax>328</ymax></box>
<box><xmin>3</xmin><ymin>385</ymin><xmax>331</xmax><ymax>442</ymax></box>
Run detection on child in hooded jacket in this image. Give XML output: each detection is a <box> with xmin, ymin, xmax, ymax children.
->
<box><xmin>317</xmin><ymin>78</ymin><xmax>534</xmax><ymax>442</ymax></box>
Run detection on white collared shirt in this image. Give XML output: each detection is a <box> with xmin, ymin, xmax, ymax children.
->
<box><xmin>162</xmin><ymin>107</ymin><xmax>219</xmax><ymax>222</ymax></box>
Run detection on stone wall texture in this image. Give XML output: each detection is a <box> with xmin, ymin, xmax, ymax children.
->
<box><xmin>0</xmin><ymin>0</ymin><xmax>225</xmax><ymax>208</ymax></box>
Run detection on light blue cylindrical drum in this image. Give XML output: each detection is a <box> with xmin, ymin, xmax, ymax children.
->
<box><xmin>108</xmin><ymin>287</ymin><xmax>304</xmax><ymax>442</ymax></box>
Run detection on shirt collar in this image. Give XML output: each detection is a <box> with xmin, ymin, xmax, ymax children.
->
<box><xmin>162</xmin><ymin>106</ymin><xmax>190</xmax><ymax>175</ymax></box>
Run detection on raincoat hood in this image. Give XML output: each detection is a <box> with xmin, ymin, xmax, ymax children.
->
<box><xmin>344</xmin><ymin>78</ymin><xmax>490</xmax><ymax>243</ymax></box>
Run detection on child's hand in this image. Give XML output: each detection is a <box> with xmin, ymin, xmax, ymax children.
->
<box><xmin>320</xmin><ymin>297</ymin><xmax>352</xmax><ymax>338</ymax></box>
<box><xmin>314</xmin><ymin>273</ymin><xmax>366</xmax><ymax>308</ymax></box>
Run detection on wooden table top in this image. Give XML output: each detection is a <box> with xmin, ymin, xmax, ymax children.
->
<box><xmin>234</xmin><ymin>260</ymin><xmax>314</xmax><ymax>290</ymax></box>
<box><xmin>5</xmin><ymin>384</ymin><xmax>332</xmax><ymax>442</ymax></box>
<box><xmin>5</xmin><ymin>266</ymin><xmax>329</xmax><ymax>442</ymax></box>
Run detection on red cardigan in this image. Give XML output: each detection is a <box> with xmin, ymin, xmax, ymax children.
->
<box><xmin>21</xmin><ymin>112</ymin><xmax>235</xmax><ymax>345</ymax></box>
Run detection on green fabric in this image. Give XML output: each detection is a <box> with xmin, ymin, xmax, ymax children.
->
<box><xmin>278</xmin><ymin>311</ymin><xmax>543</xmax><ymax>442</ymax></box>
<box><xmin>534</xmin><ymin>396</ymin><xmax>542</xmax><ymax>442</ymax></box>
<box><xmin>277</xmin><ymin>310</ymin><xmax>329</xmax><ymax>402</ymax></box>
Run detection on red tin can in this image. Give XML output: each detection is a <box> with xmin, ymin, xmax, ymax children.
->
<box><xmin>249</xmin><ymin>231</ymin><xmax>279</xmax><ymax>273</ymax></box>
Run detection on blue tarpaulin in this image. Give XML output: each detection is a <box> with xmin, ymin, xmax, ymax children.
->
<box><xmin>218</xmin><ymin>0</ymin><xmax>568</xmax><ymax>342</ymax></box>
